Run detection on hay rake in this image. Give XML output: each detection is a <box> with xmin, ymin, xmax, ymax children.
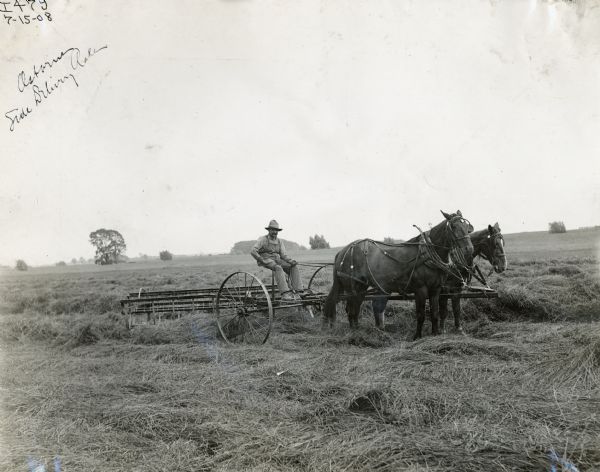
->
<box><xmin>120</xmin><ymin>264</ymin><xmax>333</xmax><ymax>343</ymax></box>
<box><xmin>120</xmin><ymin>262</ymin><xmax>497</xmax><ymax>344</ymax></box>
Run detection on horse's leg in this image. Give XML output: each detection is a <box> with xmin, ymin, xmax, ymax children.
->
<box><xmin>347</xmin><ymin>296</ymin><xmax>362</xmax><ymax>329</ymax></box>
<box><xmin>452</xmin><ymin>295</ymin><xmax>465</xmax><ymax>335</ymax></box>
<box><xmin>439</xmin><ymin>295</ymin><xmax>449</xmax><ymax>334</ymax></box>
<box><xmin>429</xmin><ymin>287</ymin><xmax>441</xmax><ymax>336</ymax></box>
<box><xmin>413</xmin><ymin>288</ymin><xmax>427</xmax><ymax>340</ymax></box>
<box><xmin>322</xmin><ymin>303</ymin><xmax>335</xmax><ymax>329</ymax></box>
<box><xmin>352</xmin><ymin>297</ymin><xmax>361</xmax><ymax>329</ymax></box>
<box><xmin>323</xmin><ymin>269</ymin><xmax>343</xmax><ymax>329</ymax></box>
<box><xmin>322</xmin><ymin>294</ymin><xmax>337</xmax><ymax>329</ymax></box>
<box><xmin>345</xmin><ymin>297</ymin><xmax>354</xmax><ymax>328</ymax></box>
<box><xmin>372</xmin><ymin>297</ymin><xmax>388</xmax><ymax>330</ymax></box>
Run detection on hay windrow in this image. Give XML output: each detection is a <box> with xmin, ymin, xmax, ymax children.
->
<box><xmin>532</xmin><ymin>325</ymin><xmax>600</xmax><ymax>389</ymax></box>
<box><xmin>346</xmin><ymin>327</ymin><xmax>394</xmax><ymax>348</ymax></box>
<box><xmin>409</xmin><ymin>335</ymin><xmax>525</xmax><ymax>361</ymax></box>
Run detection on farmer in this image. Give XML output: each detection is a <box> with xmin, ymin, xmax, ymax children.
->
<box><xmin>251</xmin><ymin>220</ymin><xmax>304</xmax><ymax>302</ymax></box>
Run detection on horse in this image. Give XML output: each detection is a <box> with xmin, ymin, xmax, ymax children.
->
<box><xmin>323</xmin><ymin>210</ymin><xmax>474</xmax><ymax>340</ymax></box>
<box><xmin>371</xmin><ymin>222</ymin><xmax>507</xmax><ymax>335</ymax></box>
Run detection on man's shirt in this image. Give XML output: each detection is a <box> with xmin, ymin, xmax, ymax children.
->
<box><xmin>251</xmin><ymin>235</ymin><xmax>290</xmax><ymax>263</ymax></box>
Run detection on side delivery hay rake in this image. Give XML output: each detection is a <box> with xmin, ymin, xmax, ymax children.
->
<box><xmin>120</xmin><ymin>263</ymin><xmax>498</xmax><ymax>344</ymax></box>
<box><xmin>120</xmin><ymin>264</ymin><xmax>333</xmax><ymax>344</ymax></box>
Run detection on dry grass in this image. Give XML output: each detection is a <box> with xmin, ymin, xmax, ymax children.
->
<box><xmin>462</xmin><ymin>258</ymin><xmax>600</xmax><ymax>324</ymax></box>
<box><xmin>533</xmin><ymin>324</ymin><xmax>600</xmax><ymax>390</ymax></box>
<box><xmin>1</xmin><ymin>233</ymin><xmax>599</xmax><ymax>471</ymax></box>
<box><xmin>2</xmin><ymin>316</ymin><xmax>598</xmax><ymax>471</ymax></box>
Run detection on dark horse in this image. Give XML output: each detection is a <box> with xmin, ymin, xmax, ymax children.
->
<box><xmin>323</xmin><ymin>210</ymin><xmax>474</xmax><ymax>340</ymax></box>
<box><xmin>372</xmin><ymin>222</ymin><xmax>507</xmax><ymax>334</ymax></box>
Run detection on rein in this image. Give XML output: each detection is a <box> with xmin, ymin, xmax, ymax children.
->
<box><xmin>414</xmin><ymin>225</ymin><xmax>470</xmax><ymax>286</ymax></box>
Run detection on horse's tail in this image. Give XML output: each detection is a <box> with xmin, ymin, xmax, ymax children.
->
<box><xmin>323</xmin><ymin>263</ymin><xmax>341</xmax><ymax>323</ymax></box>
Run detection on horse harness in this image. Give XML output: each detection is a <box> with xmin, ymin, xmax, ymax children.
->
<box><xmin>336</xmin><ymin>218</ymin><xmax>473</xmax><ymax>297</ymax></box>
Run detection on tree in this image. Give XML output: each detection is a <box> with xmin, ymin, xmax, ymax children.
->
<box><xmin>548</xmin><ymin>221</ymin><xmax>567</xmax><ymax>234</ymax></box>
<box><xmin>309</xmin><ymin>234</ymin><xmax>330</xmax><ymax>249</ymax></box>
<box><xmin>15</xmin><ymin>259</ymin><xmax>28</xmax><ymax>271</ymax></box>
<box><xmin>89</xmin><ymin>229</ymin><xmax>127</xmax><ymax>265</ymax></box>
<box><xmin>78</xmin><ymin>257</ymin><xmax>86</xmax><ymax>264</ymax></box>
<box><xmin>71</xmin><ymin>258</ymin><xmax>78</xmax><ymax>265</ymax></box>
<box><xmin>56</xmin><ymin>261</ymin><xmax>67</xmax><ymax>266</ymax></box>
<box><xmin>159</xmin><ymin>250</ymin><xmax>173</xmax><ymax>261</ymax></box>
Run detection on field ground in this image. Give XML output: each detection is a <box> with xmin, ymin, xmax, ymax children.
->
<box><xmin>1</xmin><ymin>228</ymin><xmax>599</xmax><ymax>471</ymax></box>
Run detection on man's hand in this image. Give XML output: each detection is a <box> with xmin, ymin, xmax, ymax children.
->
<box><xmin>264</xmin><ymin>261</ymin><xmax>278</xmax><ymax>270</ymax></box>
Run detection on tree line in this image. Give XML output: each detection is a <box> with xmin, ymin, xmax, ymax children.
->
<box><xmin>12</xmin><ymin>228</ymin><xmax>446</xmax><ymax>270</ymax></box>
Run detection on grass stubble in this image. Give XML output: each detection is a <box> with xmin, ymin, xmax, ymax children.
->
<box><xmin>0</xmin><ymin>253</ymin><xmax>599</xmax><ymax>471</ymax></box>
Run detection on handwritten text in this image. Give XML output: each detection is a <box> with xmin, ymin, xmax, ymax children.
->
<box><xmin>2</xmin><ymin>0</ymin><xmax>53</xmax><ymax>26</ymax></box>
<box><xmin>5</xmin><ymin>45</ymin><xmax>108</xmax><ymax>131</ymax></box>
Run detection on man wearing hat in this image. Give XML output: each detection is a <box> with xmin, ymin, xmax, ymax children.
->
<box><xmin>251</xmin><ymin>220</ymin><xmax>303</xmax><ymax>302</ymax></box>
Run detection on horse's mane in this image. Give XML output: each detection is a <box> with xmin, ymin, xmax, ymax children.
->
<box><xmin>470</xmin><ymin>228</ymin><xmax>490</xmax><ymax>242</ymax></box>
<box><xmin>380</xmin><ymin>218</ymin><xmax>448</xmax><ymax>246</ymax></box>
<box><xmin>374</xmin><ymin>214</ymin><xmax>468</xmax><ymax>248</ymax></box>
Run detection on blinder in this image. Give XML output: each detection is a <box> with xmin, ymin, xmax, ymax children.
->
<box><xmin>446</xmin><ymin>215</ymin><xmax>474</xmax><ymax>241</ymax></box>
<box><xmin>488</xmin><ymin>232</ymin><xmax>506</xmax><ymax>257</ymax></box>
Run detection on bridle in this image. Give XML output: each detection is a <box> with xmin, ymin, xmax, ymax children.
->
<box><xmin>443</xmin><ymin>216</ymin><xmax>474</xmax><ymax>272</ymax></box>
<box><xmin>471</xmin><ymin>230</ymin><xmax>506</xmax><ymax>278</ymax></box>
<box><xmin>477</xmin><ymin>232</ymin><xmax>505</xmax><ymax>265</ymax></box>
<box><xmin>426</xmin><ymin>216</ymin><xmax>472</xmax><ymax>247</ymax></box>
<box><xmin>415</xmin><ymin>216</ymin><xmax>474</xmax><ymax>286</ymax></box>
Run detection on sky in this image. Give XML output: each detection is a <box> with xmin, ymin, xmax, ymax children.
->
<box><xmin>1</xmin><ymin>0</ymin><xmax>599</xmax><ymax>266</ymax></box>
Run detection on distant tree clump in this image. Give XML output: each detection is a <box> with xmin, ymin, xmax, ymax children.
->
<box><xmin>71</xmin><ymin>258</ymin><xmax>78</xmax><ymax>265</ymax></box>
<box><xmin>56</xmin><ymin>261</ymin><xmax>67</xmax><ymax>267</ymax></box>
<box><xmin>89</xmin><ymin>228</ymin><xmax>127</xmax><ymax>265</ymax></box>
<box><xmin>548</xmin><ymin>221</ymin><xmax>567</xmax><ymax>234</ymax></box>
<box><xmin>15</xmin><ymin>259</ymin><xmax>28</xmax><ymax>271</ymax></box>
<box><xmin>159</xmin><ymin>250</ymin><xmax>173</xmax><ymax>261</ymax></box>
<box><xmin>383</xmin><ymin>237</ymin><xmax>405</xmax><ymax>245</ymax></box>
<box><xmin>309</xmin><ymin>234</ymin><xmax>330</xmax><ymax>249</ymax></box>
<box><xmin>78</xmin><ymin>257</ymin><xmax>86</xmax><ymax>264</ymax></box>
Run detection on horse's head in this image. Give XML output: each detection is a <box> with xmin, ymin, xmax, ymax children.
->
<box><xmin>486</xmin><ymin>222</ymin><xmax>507</xmax><ymax>273</ymax></box>
<box><xmin>441</xmin><ymin>210</ymin><xmax>474</xmax><ymax>267</ymax></box>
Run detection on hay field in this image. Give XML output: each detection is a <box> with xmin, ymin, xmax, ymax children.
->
<box><xmin>1</xmin><ymin>229</ymin><xmax>599</xmax><ymax>471</ymax></box>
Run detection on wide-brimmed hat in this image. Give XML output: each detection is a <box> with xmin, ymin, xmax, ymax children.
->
<box><xmin>265</xmin><ymin>219</ymin><xmax>282</xmax><ymax>231</ymax></box>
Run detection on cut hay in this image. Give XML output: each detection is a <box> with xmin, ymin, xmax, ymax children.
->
<box><xmin>548</xmin><ymin>265</ymin><xmax>584</xmax><ymax>277</ymax></box>
<box><xmin>2</xmin><ymin>254</ymin><xmax>600</xmax><ymax>471</ymax></box>
<box><xmin>534</xmin><ymin>325</ymin><xmax>600</xmax><ymax>389</ymax></box>
<box><xmin>410</xmin><ymin>335</ymin><xmax>524</xmax><ymax>361</ymax></box>
<box><xmin>347</xmin><ymin>327</ymin><xmax>394</xmax><ymax>348</ymax></box>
